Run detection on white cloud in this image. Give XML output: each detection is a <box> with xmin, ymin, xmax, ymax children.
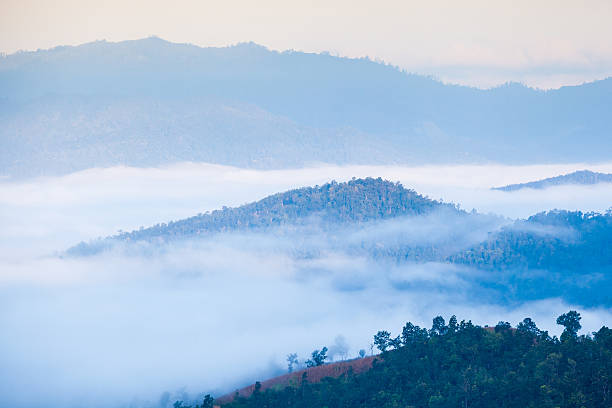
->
<box><xmin>2</xmin><ymin>161</ymin><xmax>611</xmax><ymax>253</ymax></box>
<box><xmin>2</xmin><ymin>240</ymin><xmax>610</xmax><ymax>408</ymax></box>
<box><xmin>1</xmin><ymin>163</ymin><xmax>611</xmax><ymax>407</ymax></box>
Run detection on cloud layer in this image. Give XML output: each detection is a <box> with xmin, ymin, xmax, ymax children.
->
<box><xmin>1</xmin><ymin>162</ymin><xmax>611</xmax><ymax>407</ymax></box>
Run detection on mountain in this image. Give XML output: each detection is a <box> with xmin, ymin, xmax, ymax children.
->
<box><xmin>72</xmin><ymin>178</ymin><xmax>612</xmax><ymax>275</ymax></box>
<box><xmin>452</xmin><ymin>209</ymin><xmax>612</xmax><ymax>272</ymax></box>
<box><xmin>68</xmin><ymin>178</ymin><xmax>612</xmax><ymax>305</ymax></box>
<box><xmin>493</xmin><ymin>170</ymin><xmax>612</xmax><ymax>191</ymax></box>
<box><xmin>206</xmin><ymin>316</ymin><xmax>612</xmax><ymax>408</ymax></box>
<box><xmin>118</xmin><ymin>178</ymin><xmax>453</xmax><ymax>237</ymax></box>
<box><xmin>68</xmin><ymin>177</ymin><xmax>475</xmax><ymax>257</ymax></box>
<box><xmin>451</xmin><ymin>210</ymin><xmax>612</xmax><ymax>305</ymax></box>
<box><xmin>2</xmin><ymin>37</ymin><xmax>612</xmax><ymax>178</ymax></box>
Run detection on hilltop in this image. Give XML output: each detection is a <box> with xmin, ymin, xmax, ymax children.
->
<box><xmin>68</xmin><ymin>177</ymin><xmax>466</xmax><ymax>255</ymax></box>
<box><xmin>493</xmin><ymin>170</ymin><xmax>612</xmax><ymax>191</ymax></box>
<box><xmin>190</xmin><ymin>313</ymin><xmax>612</xmax><ymax>408</ymax></box>
<box><xmin>68</xmin><ymin>179</ymin><xmax>612</xmax><ymax>305</ymax></box>
<box><xmin>2</xmin><ymin>38</ymin><xmax>612</xmax><ymax>178</ymax></box>
<box><xmin>117</xmin><ymin>178</ymin><xmax>453</xmax><ymax>239</ymax></box>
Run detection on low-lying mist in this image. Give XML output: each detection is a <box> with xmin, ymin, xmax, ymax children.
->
<box><xmin>1</xmin><ymin>162</ymin><xmax>611</xmax><ymax>408</ymax></box>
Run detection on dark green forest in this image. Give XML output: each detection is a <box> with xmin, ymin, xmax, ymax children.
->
<box><xmin>221</xmin><ymin>312</ymin><xmax>612</xmax><ymax>408</ymax></box>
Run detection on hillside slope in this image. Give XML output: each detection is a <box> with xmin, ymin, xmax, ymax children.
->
<box><xmin>215</xmin><ymin>316</ymin><xmax>612</xmax><ymax>408</ymax></box>
<box><xmin>67</xmin><ymin>179</ymin><xmax>612</xmax><ymax>305</ymax></box>
<box><xmin>2</xmin><ymin>37</ymin><xmax>612</xmax><ymax>178</ymax></box>
<box><xmin>450</xmin><ymin>210</ymin><xmax>612</xmax><ymax>305</ymax></box>
<box><xmin>67</xmin><ymin>177</ymin><xmax>452</xmax><ymax>244</ymax></box>
<box><xmin>215</xmin><ymin>357</ymin><xmax>376</xmax><ymax>405</ymax></box>
<box><xmin>451</xmin><ymin>210</ymin><xmax>612</xmax><ymax>272</ymax></box>
<box><xmin>493</xmin><ymin>170</ymin><xmax>612</xmax><ymax>191</ymax></box>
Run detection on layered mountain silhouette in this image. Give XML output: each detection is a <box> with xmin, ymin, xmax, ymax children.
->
<box><xmin>493</xmin><ymin>170</ymin><xmax>612</xmax><ymax>191</ymax></box>
<box><xmin>2</xmin><ymin>37</ymin><xmax>612</xmax><ymax>178</ymax></box>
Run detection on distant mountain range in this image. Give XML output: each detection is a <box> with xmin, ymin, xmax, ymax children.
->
<box><xmin>2</xmin><ymin>37</ymin><xmax>612</xmax><ymax>178</ymax></box>
<box><xmin>493</xmin><ymin>170</ymin><xmax>612</xmax><ymax>191</ymax></box>
<box><xmin>69</xmin><ymin>178</ymin><xmax>612</xmax><ymax>305</ymax></box>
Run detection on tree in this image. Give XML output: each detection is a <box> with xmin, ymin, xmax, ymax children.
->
<box><xmin>593</xmin><ymin>326</ymin><xmax>612</xmax><ymax>348</ymax></box>
<box><xmin>448</xmin><ymin>315</ymin><xmax>458</xmax><ymax>333</ymax></box>
<box><xmin>430</xmin><ymin>316</ymin><xmax>447</xmax><ymax>336</ymax></box>
<box><xmin>374</xmin><ymin>330</ymin><xmax>391</xmax><ymax>352</ymax></box>
<box><xmin>401</xmin><ymin>322</ymin><xmax>428</xmax><ymax>345</ymax></box>
<box><xmin>516</xmin><ymin>317</ymin><xmax>540</xmax><ymax>336</ymax></box>
<box><xmin>495</xmin><ymin>321</ymin><xmax>512</xmax><ymax>333</ymax></box>
<box><xmin>306</xmin><ymin>347</ymin><xmax>328</xmax><ymax>367</ymax></box>
<box><xmin>202</xmin><ymin>395</ymin><xmax>214</xmax><ymax>408</ymax></box>
<box><xmin>388</xmin><ymin>335</ymin><xmax>402</xmax><ymax>350</ymax></box>
<box><xmin>557</xmin><ymin>310</ymin><xmax>582</xmax><ymax>340</ymax></box>
<box><xmin>287</xmin><ymin>353</ymin><xmax>299</xmax><ymax>373</ymax></box>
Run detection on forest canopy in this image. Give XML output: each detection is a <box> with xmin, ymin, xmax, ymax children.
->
<box><xmin>220</xmin><ymin>311</ymin><xmax>612</xmax><ymax>408</ymax></box>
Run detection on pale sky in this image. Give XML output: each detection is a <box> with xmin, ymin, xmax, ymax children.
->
<box><xmin>1</xmin><ymin>0</ymin><xmax>612</xmax><ymax>88</ymax></box>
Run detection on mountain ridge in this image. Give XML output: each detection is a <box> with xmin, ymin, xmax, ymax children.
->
<box><xmin>3</xmin><ymin>37</ymin><xmax>610</xmax><ymax>91</ymax></box>
<box><xmin>66</xmin><ymin>178</ymin><xmax>612</xmax><ymax>306</ymax></box>
<box><xmin>493</xmin><ymin>170</ymin><xmax>612</xmax><ymax>191</ymax></box>
<box><xmin>2</xmin><ymin>37</ymin><xmax>612</xmax><ymax>178</ymax></box>
<box><xmin>68</xmin><ymin>178</ymin><xmax>459</xmax><ymax>253</ymax></box>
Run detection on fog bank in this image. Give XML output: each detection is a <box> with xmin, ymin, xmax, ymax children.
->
<box><xmin>1</xmin><ymin>162</ymin><xmax>611</xmax><ymax>407</ymax></box>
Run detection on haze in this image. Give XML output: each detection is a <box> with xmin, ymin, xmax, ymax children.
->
<box><xmin>1</xmin><ymin>163</ymin><xmax>611</xmax><ymax>407</ymax></box>
<box><xmin>1</xmin><ymin>1</ymin><xmax>612</xmax><ymax>406</ymax></box>
<box><xmin>2</xmin><ymin>0</ymin><xmax>612</xmax><ymax>88</ymax></box>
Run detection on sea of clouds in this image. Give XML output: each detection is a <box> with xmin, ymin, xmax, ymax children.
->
<box><xmin>1</xmin><ymin>162</ymin><xmax>612</xmax><ymax>408</ymax></box>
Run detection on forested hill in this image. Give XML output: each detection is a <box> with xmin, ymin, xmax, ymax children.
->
<box><xmin>448</xmin><ymin>209</ymin><xmax>612</xmax><ymax>305</ymax></box>
<box><xmin>205</xmin><ymin>313</ymin><xmax>612</xmax><ymax>408</ymax></box>
<box><xmin>493</xmin><ymin>170</ymin><xmax>612</xmax><ymax>191</ymax></box>
<box><xmin>451</xmin><ymin>209</ymin><xmax>612</xmax><ymax>273</ymax></box>
<box><xmin>69</xmin><ymin>180</ymin><xmax>612</xmax><ymax>282</ymax></box>
<box><xmin>3</xmin><ymin>38</ymin><xmax>612</xmax><ymax>178</ymax></box>
<box><xmin>84</xmin><ymin>178</ymin><xmax>457</xmax><ymax>245</ymax></box>
<box><xmin>67</xmin><ymin>181</ymin><xmax>612</xmax><ymax>305</ymax></box>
